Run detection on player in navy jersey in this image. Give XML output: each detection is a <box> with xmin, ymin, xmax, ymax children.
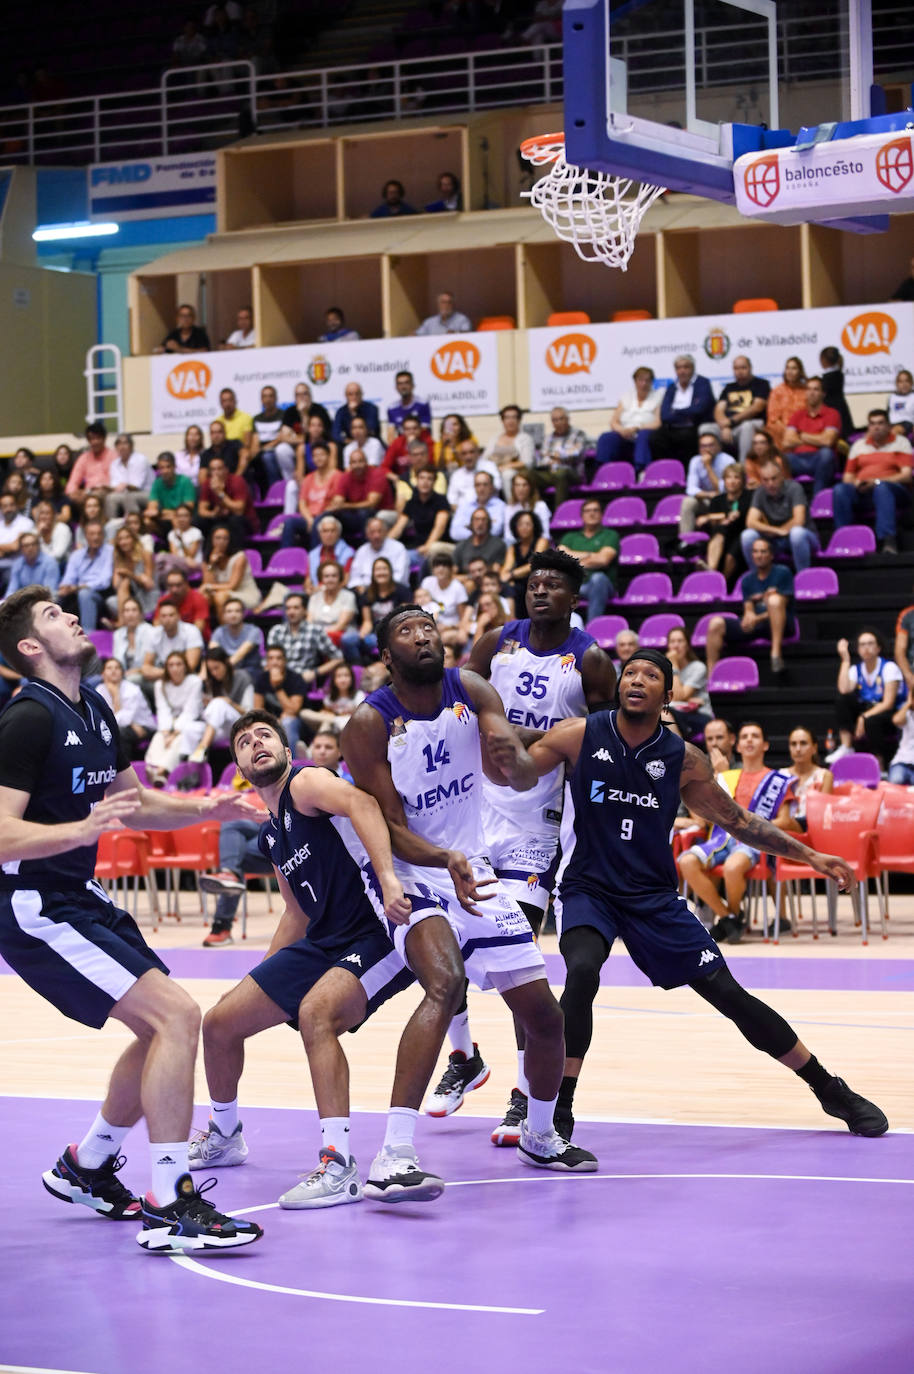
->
<box><xmin>427</xmin><ymin>549</ymin><xmax>616</xmax><ymax>1145</ymax></box>
<box><xmin>0</xmin><ymin>586</ymin><xmax>264</xmax><ymax>1254</ymax></box>
<box><xmin>517</xmin><ymin>647</ymin><xmax>888</xmax><ymax>1140</ymax></box>
<box><xmin>187</xmin><ymin>709</ymin><xmax>450</xmax><ymax>1208</ymax></box>
<box><xmin>342</xmin><ymin>605</ymin><xmax>598</xmax><ymax>1176</ymax></box>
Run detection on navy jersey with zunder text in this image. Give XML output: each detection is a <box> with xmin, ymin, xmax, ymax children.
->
<box><xmin>559</xmin><ymin>711</ymin><xmax>685</xmax><ymax>901</ymax></box>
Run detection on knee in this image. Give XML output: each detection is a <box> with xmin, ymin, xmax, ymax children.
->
<box><xmin>522</xmin><ymin>986</ymin><xmax>565</xmax><ymax>1041</ymax></box>
<box><xmin>767</xmin><ymin>592</ymin><xmax>785</xmax><ymax>609</ymax></box>
<box><xmin>298</xmin><ymin>1000</ymin><xmax>344</xmax><ymax>1047</ymax></box>
<box><xmin>707</xmin><ymin>616</ymin><xmax>725</xmax><ymax>635</ymax></box>
<box><xmin>165</xmin><ymin>987</ymin><xmax>202</xmax><ymax>1042</ymax></box>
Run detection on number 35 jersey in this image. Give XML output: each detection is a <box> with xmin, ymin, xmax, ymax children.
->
<box><xmin>558</xmin><ymin>710</ymin><xmax>685</xmax><ymax>902</ymax></box>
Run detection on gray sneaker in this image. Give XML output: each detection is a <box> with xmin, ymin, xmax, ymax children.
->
<box><xmin>188</xmin><ymin>1121</ymin><xmax>249</xmax><ymax>1170</ymax></box>
<box><xmin>363</xmin><ymin>1144</ymin><xmax>445</xmax><ymax>1204</ymax></box>
<box><xmin>279</xmin><ymin>1149</ymin><xmax>364</xmax><ymax>1210</ymax></box>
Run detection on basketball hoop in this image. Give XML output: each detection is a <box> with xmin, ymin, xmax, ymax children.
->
<box><xmin>520</xmin><ymin>132</ymin><xmax>666</xmax><ymax>271</ymax></box>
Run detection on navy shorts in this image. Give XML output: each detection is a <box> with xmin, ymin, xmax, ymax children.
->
<box><xmin>557</xmin><ymin>885</ymin><xmax>725</xmax><ymax>989</ymax></box>
<box><xmin>723</xmin><ymin>613</ymin><xmax>797</xmax><ymax>646</ymax></box>
<box><xmin>0</xmin><ymin>883</ymin><xmax>169</xmax><ymax>1029</ymax></box>
<box><xmin>249</xmin><ymin>922</ymin><xmax>414</xmax><ymax>1030</ymax></box>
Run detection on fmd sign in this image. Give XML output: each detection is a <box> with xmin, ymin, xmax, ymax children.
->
<box><xmin>88</xmin><ymin>155</ymin><xmax>216</xmax><ymax>221</ymax></box>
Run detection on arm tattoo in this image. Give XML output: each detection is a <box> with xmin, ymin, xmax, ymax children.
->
<box><xmin>691</xmin><ymin>780</ymin><xmax>814</xmax><ymax>863</ymax></box>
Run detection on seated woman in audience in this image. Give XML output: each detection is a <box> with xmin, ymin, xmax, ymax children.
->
<box><xmin>33</xmin><ymin>498</ymin><xmax>72</xmax><ymax>566</ymax></box>
<box><xmin>158</xmin><ymin>502</ymin><xmax>204</xmax><ymax>582</ymax></box>
<box><xmin>744</xmin><ymin>428</ymin><xmax>787</xmax><ymax>489</ymax></box>
<box><xmin>695</xmin><ymin>462</ymin><xmax>751</xmax><ymax>580</ymax></box>
<box><xmin>50</xmin><ymin>443</ymin><xmax>76</xmax><ymax>485</ymax></box>
<box><xmin>418</xmin><ymin>552</ymin><xmax>471</xmax><ymax>651</ymax></box>
<box><xmin>887</xmin><ymin>367</ymin><xmax>914</xmax><ymax>437</ymax></box>
<box><xmin>175</xmin><ymin>424</ymin><xmax>206</xmax><ymax>483</ymax></box>
<box><xmin>299</xmin><ymin>661</ymin><xmax>365</xmax><ymax>736</ymax></box>
<box><xmin>784</xmin><ymin>725</ymin><xmax>833</xmax><ymax>831</ymax></box>
<box><xmin>503</xmin><ymin>471</ymin><xmax>551</xmax><ymax>542</ymax></box>
<box><xmin>829</xmin><ymin>628</ymin><xmax>904</xmax><ymax>766</ymax></box>
<box><xmin>596</xmin><ymin>366</ymin><xmax>661</xmax><ymax>472</ymax></box>
<box><xmin>112</xmin><ymin>595</ymin><xmax>158</xmax><ymax>686</ymax></box>
<box><xmin>471</xmin><ymin>589</ymin><xmax>509</xmax><ymax>646</ymax></box>
<box><xmin>122</xmin><ymin>508</ymin><xmax>156</xmax><ymax>554</ymax></box>
<box><xmin>436</xmin><ymin>413</ymin><xmax>474</xmax><ymax>472</ymax></box>
<box><xmin>199</xmin><ymin>522</ymin><xmax>260</xmax><ymax>620</ymax></box>
<box><xmin>145</xmin><ymin>650</ymin><xmax>206</xmax><ymax>785</ymax></box>
<box><xmin>665</xmin><ymin>626</ymin><xmax>712</xmax><ymax>742</ymax></box>
<box><xmin>293</xmin><ymin>413</ymin><xmax>340</xmax><ymax>480</ymax></box>
<box><xmin>96</xmin><ymin>655</ymin><xmax>156</xmax><ymax>758</ymax></box>
<box><xmin>307</xmin><ymin>559</ymin><xmax>360</xmax><ymax>661</ymax></box>
<box><xmin>3</xmin><ymin>471</ymin><xmax>30</xmax><ymax>515</ymax></box>
<box><xmin>35</xmin><ymin>468</ymin><xmax>72</xmax><ymax>525</ymax></box>
<box><xmin>110</xmin><ymin>522</ymin><xmax>157</xmax><ymax>623</ymax></box>
<box><xmin>482</xmin><ymin>405</ymin><xmax>535</xmax><ymax>486</ymax></box>
<box><xmin>357</xmin><ymin>556</ymin><xmax>411</xmax><ymax>656</ymax></box>
<box><xmin>189</xmin><ymin>645</ymin><xmax>255</xmax><ymax>762</ymax></box>
<box><xmin>765</xmin><ymin>356</ymin><xmax>807</xmax><ymax>452</ymax></box>
<box><xmin>501</xmin><ymin>509</ymin><xmax>548</xmax><ymax>611</ymax></box>
<box><xmin>74</xmin><ymin>493</ymin><xmax>107</xmax><ymax>548</ymax></box>
<box><xmin>887</xmin><ymin>696</ymin><xmax>914</xmax><ymax>784</ymax></box>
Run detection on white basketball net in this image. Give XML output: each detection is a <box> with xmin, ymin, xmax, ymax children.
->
<box><xmin>521</xmin><ymin>136</ymin><xmax>666</xmax><ymax>271</ymax></box>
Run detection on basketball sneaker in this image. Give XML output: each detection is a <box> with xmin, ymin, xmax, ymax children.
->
<box><xmin>42</xmin><ymin>1145</ymin><xmax>141</xmax><ymax>1220</ymax></box>
<box><xmin>517</xmin><ymin>1122</ymin><xmax>598</xmax><ymax>1173</ymax></box>
<box><xmin>491</xmin><ymin>1088</ymin><xmax>528</xmax><ymax>1146</ymax></box>
<box><xmin>279</xmin><ymin>1149</ymin><xmax>363</xmax><ymax>1210</ymax></box>
<box><xmin>424</xmin><ymin>1045</ymin><xmax>490</xmax><ymax>1116</ymax></box>
<box><xmin>202</xmin><ymin>923</ymin><xmax>234</xmax><ymax>947</ymax></box>
<box><xmin>811</xmin><ymin>1076</ymin><xmax>889</xmax><ymax>1137</ymax></box>
<box><xmin>200</xmin><ymin>870</ymin><xmax>246</xmax><ymax>894</ymax></box>
<box><xmin>363</xmin><ymin>1145</ymin><xmax>445</xmax><ymax>1204</ymax></box>
<box><xmin>188</xmin><ymin>1120</ymin><xmax>249</xmax><ymax>1170</ymax></box>
<box><xmin>137</xmin><ymin>1173</ymin><xmax>263</xmax><ymax>1252</ymax></box>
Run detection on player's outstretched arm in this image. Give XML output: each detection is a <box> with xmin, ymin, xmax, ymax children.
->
<box><xmin>461</xmin><ymin>669</ymin><xmax>538</xmax><ymax>791</ymax></box>
<box><xmin>524</xmin><ymin>717</ymin><xmax>587</xmax><ymax>782</ymax></box>
<box><xmin>0</xmin><ymin>785</ymin><xmax>141</xmax><ymax>863</ymax></box>
<box><xmin>290</xmin><ymin>766</ymin><xmax>411</xmax><ymax>926</ymax></box>
<box><xmin>679</xmin><ymin>744</ymin><xmax>854</xmax><ymax>889</ymax></box>
<box><xmin>107</xmin><ymin>766</ymin><xmax>261</xmax><ymax>828</ymax></box>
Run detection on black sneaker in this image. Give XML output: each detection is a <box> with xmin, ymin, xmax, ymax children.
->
<box><xmin>517</xmin><ymin>1122</ymin><xmax>597</xmax><ymax>1172</ymax></box>
<box><xmin>136</xmin><ymin>1173</ymin><xmax>264</xmax><ymax>1252</ymax></box>
<box><xmin>42</xmin><ymin>1145</ymin><xmax>141</xmax><ymax>1220</ymax></box>
<box><xmin>424</xmin><ymin>1044</ymin><xmax>490</xmax><ymax>1117</ymax></box>
<box><xmin>726</xmin><ymin>912</ymin><xmax>748</xmax><ymax>945</ymax></box>
<box><xmin>554</xmin><ymin>1107</ymin><xmax>575</xmax><ymax>1141</ymax></box>
<box><xmin>491</xmin><ymin>1088</ymin><xmax>528</xmax><ymax>1146</ymax></box>
<box><xmin>710</xmin><ymin>916</ymin><xmax>735</xmax><ymax>944</ymax></box>
<box><xmin>812</xmin><ymin>1077</ymin><xmax>889</xmax><ymax>1137</ymax></box>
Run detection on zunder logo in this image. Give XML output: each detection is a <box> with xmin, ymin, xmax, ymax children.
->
<box><xmin>545</xmin><ymin>332</ymin><xmax>596</xmax><ymax>375</ymax></box>
<box><xmin>742</xmin><ymin>154</ymin><xmax>780</xmax><ymax>209</ymax></box>
<box><xmin>166</xmin><ymin>360</ymin><xmax>211</xmax><ymax>400</ymax></box>
<box><xmin>840</xmin><ymin>310</ymin><xmax>897</xmax><ymax>357</ymax></box>
<box><xmin>430</xmin><ymin>340</ymin><xmax>480</xmax><ymax>382</ymax></box>
<box><xmin>875</xmin><ymin>136</ymin><xmax>914</xmax><ymax>195</ymax></box>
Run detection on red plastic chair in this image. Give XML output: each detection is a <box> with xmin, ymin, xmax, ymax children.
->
<box><xmin>876</xmin><ymin>785</ymin><xmax>914</xmax><ymax>916</ymax></box>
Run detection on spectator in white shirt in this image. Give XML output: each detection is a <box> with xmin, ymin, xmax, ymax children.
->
<box><xmin>596</xmin><ymin>365</ymin><xmax>663</xmax><ymax>471</ymax></box>
<box><xmin>343</xmin><ymin>416</ymin><xmax>386</xmax><ymax>468</ymax></box>
<box><xmin>0</xmin><ymin>493</ymin><xmax>35</xmax><ymax>591</ymax></box>
<box><xmin>503</xmin><ymin>470</ymin><xmax>551</xmax><ymax>544</ymax></box>
<box><xmin>450</xmin><ymin>470</ymin><xmax>506</xmax><ymax>541</ymax></box>
<box><xmin>32</xmin><ymin>499</ymin><xmax>72</xmax><ymax>566</ymax></box>
<box><xmin>220</xmin><ymin>306</ymin><xmax>256</xmax><ymax>349</ymax></box>
<box><xmin>106</xmin><ymin>434</ymin><xmax>153</xmax><ymax>520</ymax></box>
<box><xmin>145</xmin><ymin>651</ymin><xmax>206</xmax><ymax>785</ymax></box>
<box><xmin>417</xmin><ymin>552</ymin><xmax>471</xmax><ymax>649</ymax></box>
<box><xmin>415</xmin><ymin>291</ymin><xmax>472</xmax><ymax>336</ymax></box>
<box><xmin>482</xmin><ymin>405</ymin><xmax>536</xmax><ymax>486</ymax></box>
<box><xmin>888</xmin><ymin>368</ymin><xmax>914</xmax><ymax>437</ymax></box>
<box><xmin>446</xmin><ymin>438</ymin><xmax>502</xmax><ymax>509</ymax></box>
<box><xmin>347</xmin><ymin>517</ymin><xmax>410</xmax><ymax>592</ymax></box>
<box><xmin>142</xmin><ymin>599</ymin><xmax>204</xmax><ymax>679</ymax></box>
<box><xmin>97</xmin><ymin>655</ymin><xmax>156</xmax><ymax>756</ymax></box>
<box><xmin>113</xmin><ymin>596</ymin><xmax>158</xmax><ymax>685</ymax></box>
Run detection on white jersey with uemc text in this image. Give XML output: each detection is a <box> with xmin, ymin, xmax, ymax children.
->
<box><xmin>483</xmin><ymin>620</ymin><xmax>593</xmax><ymax>828</ymax></box>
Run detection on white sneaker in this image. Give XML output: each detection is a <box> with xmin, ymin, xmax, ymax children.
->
<box><xmin>363</xmin><ymin>1144</ymin><xmax>445</xmax><ymax>1204</ymax></box>
<box><xmin>279</xmin><ymin>1149</ymin><xmax>363</xmax><ymax>1210</ymax></box>
<box><xmin>423</xmin><ymin>1045</ymin><xmax>490</xmax><ymax>1117</ymax></box>
<box><xmin>517</xmin><ymin>1121</ymin><xmax>598</xmax><ymax>1172</ymax></box>
<box><xmin>188</xmin><ymin>1121</ymin><xmax>249</xmax><ymax>1170</ymax></box>
<box><xmin>825</xmin><ymin>744</ymin><xmax>853</xmax><ymax>765</ymax></box>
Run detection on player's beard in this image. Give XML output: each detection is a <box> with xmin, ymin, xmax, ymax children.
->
<box><xmin>62</xmin><ymin>638</ymin><xmax>98</xmax><ymax>673</ymax></box>
<box><xmin>245</xmin><ymin>755</ymin><xmax>287</xmax><ymax>788</ymax></box>
<box><xmin>396</xmin><ymin>646</ymin><xmax>445</xmax><ymax>686</ymax></box>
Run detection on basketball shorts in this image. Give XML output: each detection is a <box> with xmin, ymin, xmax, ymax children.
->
<box><xmin>249</xmin><ymin>923</ymin><xmax>414</xmax><ymax>1030</ymax></box>
<box><xmin>484</xmin><ymin>812</ymin><xmax>560</xmax><ymax>917</ymax></box>
<box><xmin>389</xmin><ymin>858</ymin><xmax>547</xmax><ymax>992</ymax></box>
<box><xmin>687</xmin><ymin>834</ymin><xmax>762</xmax><ymax>869</ymax></box>
<box><xmin>0</xmin><ymin>881</ymin><xmax>169</xmax><ymax>1029</ymax></box>
<box><xmin>556</xmin><ymin>885</ymin><xmax>724</xmax><ymax>990</ymax></box>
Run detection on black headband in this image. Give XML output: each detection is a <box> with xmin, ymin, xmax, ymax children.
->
<box><xmin>624</xmin><ymin>648</ymin><xmax>674</xmax><ymax>692</ymax></box>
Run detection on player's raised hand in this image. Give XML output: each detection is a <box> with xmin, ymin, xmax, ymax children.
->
<box><xmin>382</xmin><ymin>879</ymin><xmax>412</xmax><ymax>926</ymax></box>
<box><xmin>808</xmin><ymin>852</ymin><xmax>854</xmax><ymax>891</ymax></box>
<box><xmin>80</xmin><ymin>793</ymin><xmax>142</xmax><ymax>842</ymax></box>
<box><xmin>446</xmin><ymin>849</ymin><xmax>497</xmax><ymax>917</ymax></box>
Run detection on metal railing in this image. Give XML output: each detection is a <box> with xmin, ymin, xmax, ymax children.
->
<box><xmin>0</xmin><ymin>7</ymin><xmax>910</xmax><ymax>168</ymax></box>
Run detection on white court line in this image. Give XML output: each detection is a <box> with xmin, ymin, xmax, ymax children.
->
<box><xmin>0</xmin><ymin>1366</ymin><xmax>99</xmax><ymax>1373</ymax></box>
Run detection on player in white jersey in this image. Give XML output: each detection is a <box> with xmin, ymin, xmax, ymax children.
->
<box><xmin>426</xmin><ymin>550</ymin><xmax>616</xmax><ymax>1143</ymax></box>
<box><xmin>342</xmin><ymin>606</ymin><xmax>598</xmax><ymax>1173</ymax></box>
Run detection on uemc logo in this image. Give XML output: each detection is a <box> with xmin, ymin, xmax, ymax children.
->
<box><xmin>166</xmin><ymin>360</ymin><xmax>212</xmax><ymax>400</ymax></box>
<box><xmin>431</xmin><ymin>340</ymin><xmax>480</xmax><ymax>381</ymax></box>
<box><xmin>546</xmin><ymin>332</ymin><xmax>596</xmax><ymax>375</ymax></box>
<box><xmin>841</xmin><ymin>311</ymin><xmax>897</xmax><ymax>356</ymax></box>
<box><xmin>742</xmin><ymin>154</ymin><xmax>780</xmax><ymax>209</ymax></box>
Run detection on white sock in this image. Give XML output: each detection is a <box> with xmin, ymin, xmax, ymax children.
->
<box><xmin>149</xmin><ymin>1141</ymin><xmax>190</xmax><ymax>1205</ymax></box>
<box><xmin>447</xmin><ymin>1009</ymin><xmax>474</xmax><ymax>1059</ymax></box>
<box><xmin>320</xmin><ymin>1117</ymin><xmax>351</xmax><ymax>1164</ymax></box>
<box><xmin>516</xmin><ymin>1050</ymin><xmax>530</xmax><ymax>1097</ymax></box>
<box><xmin>75</xmin><ymin>1112</ymin><xmax>131</xmax><ymax>1169</ymax></box>
<box><xmin>526</xmin><ymin>1094</ymin><xmax>558</xmax><ymax>1136</ymax></box>
<box><xmin>383</xmin><ymin>1106</ymin><xmax>418</xmax><ymax>1151</ymax></box>
<box><xmin>210</xmin><ymin>1098</ymin><xmax>239</xmax><ymax>1135</ymax></box>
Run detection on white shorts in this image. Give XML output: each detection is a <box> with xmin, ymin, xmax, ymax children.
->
<box><xmin>391</xmin><ymin>858</ymin><xmax>547</xmax><ymax>993</ymax></box>
<box><xmin>484</xmin><ymin>812</ymin><xmax>560</xmax><ymax>916</ymax></box>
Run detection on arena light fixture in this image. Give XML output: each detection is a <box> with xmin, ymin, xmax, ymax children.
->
<box><xmin>32</xmin><ymin>221</ymin><xmax>119</xmax><ymax>242</ymax></box>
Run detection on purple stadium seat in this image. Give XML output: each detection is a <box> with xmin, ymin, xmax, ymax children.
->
<box><xmin>691</xmin><ymin>611</ymin><xmax>738</xmax><ymax>647</ymax></box>
<box><xmin>708</xmin><ymin>657</ymin><xmax>759</xmax><ymax>693</ymax></box>
<box><xmin>256</xmin><ymin>480</ymin><xmax>288</xmax><ymax>508</ymax></box>
<box><xmin>585</xmin><ymin>614</ymin><xmax>629</xmax><ymax>648</ymax></box>
<box><xmin>794</xmin><ymin>567</ymin><xmax>839</xmax><ymax>600</ymax></box>
<box><xmin>550</xmin><ymin>499</ymin><xmax>584</xmax><ymax>532</ymax></box>
<box><xmin>164</xmin><ymin>760</ymin><xmax>213</xmax><ymax>793</ymax></box>
<box><xmin>251</xmin><ymin>513</ymin><xmax>287</xmax><ymax>542</ymax></box>
<box><xmin>645</xmin><ymin>494</ymin><xmax>684</xmax><ymax>526</ymax></box>
<box><xmin>618</xmin><ymin>572</ymin><xmax>673</xmax><ymax>606</ymax></box>
<box><xmin>264</xmin><ymin>548</ymin><xmax>309</xmax><ymax>580</ymax></box>
<box><xmin>582</xmin><ymin>462</ymin><xmax>636</xmax><ymax>493</ymax></box>
<box><xmin>822</xmin><ymin>525</ymin><xmax>877</xmax><ymax>557</ymax></box>
<box><xmin>809</xmin><ymin>488</ymin><xmax>834</xmax><ymax>520</ymax></box>
<box><xmin>619</xmin><ymin>533</ymin><xmax>661</xmax><ymax>563</ymax></box>
<box><xmin>637</xmin><ymin>612</ymin><xmax>685</xmax><ymax>647</ymax></box>
<box><xmin>218</xmin><ymin>762</ymin><xmax>239</xmax><ymax>788</ymax></box>
<box><xmin>831</xmin><ymin>753</ymin><xmax>882</xmax><ymax>788</ymax></box>
<box><xmin>639</xmin><ymin>460</ymin><xmax>686</xmax><ymax>490</ymax></box>
<box><xmin>88</xmin><ymin>629</ymin><xmax>113</xmax><ymax>658</ymax></box>
<box><xmin>673</xmin><ymin>570</ymin><xmax>728</xmax><ymax>605</ymax></box>
<box><xmin>603</xmin><ymin>496</ymin><xmax>647</xmax><ymax>527</ymax></box>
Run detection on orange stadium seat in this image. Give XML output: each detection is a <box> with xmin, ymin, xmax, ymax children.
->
<box><xmin>547</xmin><ymin>310</ymin><xmax>591</xmax><ymax>326</ymax></box>
<box><xmin>732</xmin><ymin>297</ymin><xmax>778</xmax><ymax>312</ymax></box>
<box><xmin>476</xmin><ymin>315</ymin><xmax>515</xmax><ymax>330</ymax></box>
<box><xmin>612</xmin><ymin>308</ymin><xmax>652</xmax><ymax>321</ymax></box>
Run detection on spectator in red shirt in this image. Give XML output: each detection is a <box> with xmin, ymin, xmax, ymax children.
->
<box><xmin>327</xmin><ymin>448</ymin><xmax>394</xmax><ymax>541</ymax></box>
<box><xmin>383</xmin><ymin>415</ymin><xmax>434</xmax><ymax>478</ymax></box>
<box><xmin>781</xmin><ymin>377</ymin><xmax>840</xmax><ymax>493</ymax></box>
<box><xmin>65</xmin><ymin>423</ymin><xmax>116</xmax><ymax>510</ymax></box>
<box><xmin>833</xmin><ymin>409</ymin><xmax>913</xmax><ymax>555</ymax></box>
<box><xmin>197</xmin><ymin>454</ymin><xmax>259</xmax><ymax>544</ymax></box>
<box><xmin>280</xmin><ymin>441</ymin><xmax>343</xmax><ymax>549</ymax></box>
<box><xmin>154</xmin><ymin>567</ymin><xmax>211</xmax><ymax>636</ymax></box>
